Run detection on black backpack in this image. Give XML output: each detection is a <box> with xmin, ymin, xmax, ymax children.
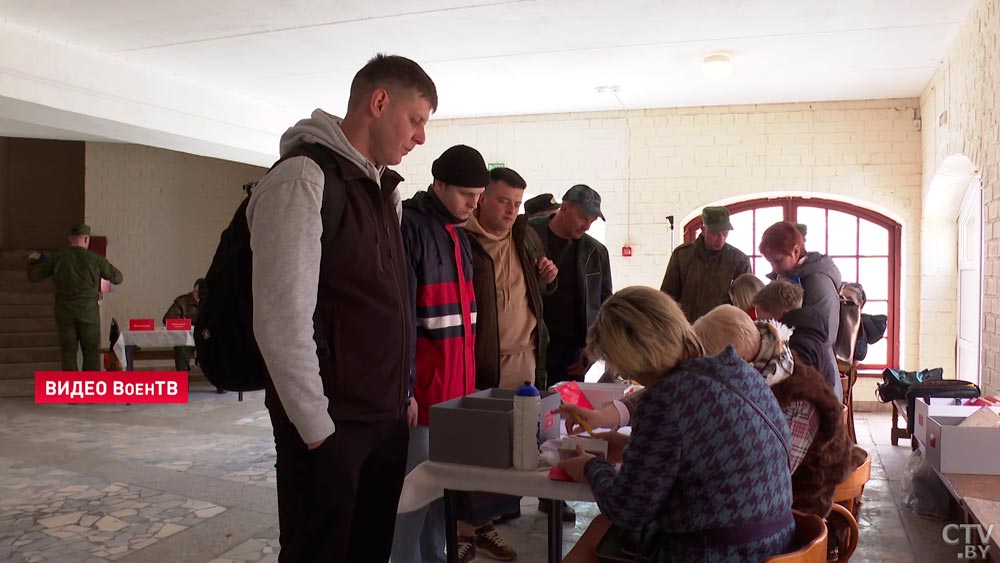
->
<box><xmin>195</xmin><ymin>144</ymin><xmax>346</xmax><ymax>392</ymax></box>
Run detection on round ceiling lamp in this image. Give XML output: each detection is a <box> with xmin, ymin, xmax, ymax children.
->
<box><xmin>702</xmin><ymin>52</ymin><xmax>733</xmax><ymax>80</ymax></box>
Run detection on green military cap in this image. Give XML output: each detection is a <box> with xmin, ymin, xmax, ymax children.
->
<box><xmin>794</xmin><ymin>223</ymin><xmax>808</xmax><ymax>238</ymax></box>
<box><xmin>701</xmin><ymin>206</ymin><xmax>734</xmax><ymax>233</ymax></box>
<box><xmin>69</xmin><ymin>224</ymin><xmax>91</xmax><ymax>236</ymax></box>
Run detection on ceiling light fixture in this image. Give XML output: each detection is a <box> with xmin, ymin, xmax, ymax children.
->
<box><xmin>702</xmin><ymin>52</ymin><xmax>733</xmax><ymax>80</ymax></box>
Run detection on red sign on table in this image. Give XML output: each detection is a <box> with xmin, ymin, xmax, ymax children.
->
<box><xmin>35</xmin><ymin>372</ymin><xmax>189</xmax><ymax>404</ymax></box>
<box><xmin>166</xmin><ymin>318</ymin><xmax>192</xmax><ymax>330</ymax></box>
<box><xmin>129</xmin><ymin>318</ymin><xmax>155</xmax><ymax>331</ymax></box>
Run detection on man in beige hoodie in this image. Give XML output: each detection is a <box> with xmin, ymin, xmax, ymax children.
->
<box><xmin>461</xmin><ymin>167</ymin><xmax>559</xmax><ymax>557</ymax></box>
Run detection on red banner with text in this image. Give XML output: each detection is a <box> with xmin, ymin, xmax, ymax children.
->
<box><xmin>35</xmin><ymin>372</ymin><xmax>189</xmax><ymax>404</ymax></box>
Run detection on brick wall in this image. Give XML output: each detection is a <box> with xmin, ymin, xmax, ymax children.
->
<box><xmin>398</xmin><ymin>99</ymin><xmax>924</xmax><ymax>402</ymax></box>
<box><xmin>921</xmin><ymin>0</ymin><xmax>1000</xmax><ymax>397</ymax></box>
<box><xmin>84</xmin><ymin>143</ymin><xmax>265</xmax><ymax>334</ymax></box>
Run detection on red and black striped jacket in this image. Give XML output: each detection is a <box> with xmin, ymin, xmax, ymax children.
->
<box><xmin>401</xmin><ymin>189</ymin><xmax>477</xmax><ymax>425</ymax></box>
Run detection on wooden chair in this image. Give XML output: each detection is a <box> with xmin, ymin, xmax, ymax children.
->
<box><xmin>834</xmin><ymin>446</ymin><xmax>872</xmax><ymax>519</ymax></box>
<box><xmin>763</xmin><ymin>511</ymin><xmax>828</xmax><ymax>563</ymax></box>
<box><xmin>826</xmin><ymin>503</ymin><xmax>860</xmax><ymax>563</ymax></box>
<box><xmin>565</xmin><ymin>512</ymin><xmax>825</xmax><ymax>563</ymax></box>
<box><xmin>837</xmin><ymin>360</ymin><xmax>858</xmax><ymax>444</ymax></box>
<box><xmin>823</xmin><ymin>445</ymin><xmax>872</xmax><ymax>562</ymax></box>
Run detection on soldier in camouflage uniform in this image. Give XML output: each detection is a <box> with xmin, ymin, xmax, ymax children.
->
<box><xmin>27</xmin><ymin>224</ymin><xmax>123</xmax><ymax>371</ymax></box>
<box><xmin>660</xmin><ymin>206</ymin><xmax>751</xmax><ymax>322</ymax></box>
<box><xmin>163</xmin><ymin>278</ymin><xmax>206</xmax><ymax>373</ymax></box>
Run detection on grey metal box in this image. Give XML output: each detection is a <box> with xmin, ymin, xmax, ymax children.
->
<box><xmin>428</xmin><ymin>389</ymin><xmax>563</xmax><ymax>468</ymax></box>
<box><xmin>468</xmin><ymin>388</ymin><xmax>563</xmax><ymax>443</ymax></box>
<box><xmin>429</xmin><ymin>397</ymin><xmax>514</xmax><ymax>468</ymax></box>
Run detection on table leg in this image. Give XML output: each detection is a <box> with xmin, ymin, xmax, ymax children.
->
<box><xmin>545</xmin><ymin>498</ymin><xmax>563</xmax><ymax>563</ymax></box>
<box><xmin>124</xmin><ymin>345</ymin><xmax>137</xmax><ymax>372</ymax></box>
<box><xmin>444</xmin><ymin>489</ymin><xmax>458</xmax><ymax>563</ymax></box>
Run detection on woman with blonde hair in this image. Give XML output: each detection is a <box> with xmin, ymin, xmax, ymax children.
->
<box><xmin>559</xmin><ymin>287</ymin><xmax>794</xmax><ymax>562</ymax></box>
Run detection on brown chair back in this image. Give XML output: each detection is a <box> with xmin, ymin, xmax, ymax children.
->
<box><xmin>834</xmin><ymin>446</ymin><xmax>872</xmax><ymax>515</ymax></box>
<box><xmin>762</xmin><ymin>511</ymin><xmax>827</xmax><ymax>563</ymax></box>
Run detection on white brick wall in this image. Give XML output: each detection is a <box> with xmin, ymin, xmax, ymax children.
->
<box><xmin>84</xmin><ymin>143</ymin><xmax>265</xmax><ymax>333</ymax></box>
<box><xmin>921</xmin><ymin>0</ymin><xmax>1000</xmax><ymax>397</ymax></box>
<box><xmin>399</xmin><ymin>99</ymin><xmax>923</xmax><ymax>403</ymax></box>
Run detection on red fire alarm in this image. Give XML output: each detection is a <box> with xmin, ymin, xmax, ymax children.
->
<box><xmin>621</xmin><ymin>246</ymin><xmax>632</xmax><ymax>257</ymax></box>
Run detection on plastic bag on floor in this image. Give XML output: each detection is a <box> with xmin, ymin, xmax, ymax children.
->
<box><xmin>900</xmin><ymin>449</ymin><xmax>951</xmax><ymax>519</ymax></box>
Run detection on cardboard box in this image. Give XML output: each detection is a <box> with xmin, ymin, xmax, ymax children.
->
<box><xmin>924</xmin><ymin>415</ymin><xmax>1000</xmax><ymax>475</ymax></box>
<box><xmin>468</xmin><ymin>388</ymin><xmax>562</xmax><ymax>442</ymax></box>
<box><xmin>549</xmin><ymin>381</ymin><xmax>630</xmax><ymax>409</ymax></box>
<box><xmin>915</xmin><ymin>398</ymin><xmax>1000</xmax><ymax>446</ymax></box>
<box><xmin>129</xmin><ymin>319</ymin><xmax>155</xmax><ymax>331</ymax></box>
<box><xmin>166</xmin><ymin>318</ymin><xmax>192</xmax><ymax>331</ymax></box>
<box><xmin>429</xmin><ymin>397</ymin><xmax>513</xmax><ymax>468</ymax></box>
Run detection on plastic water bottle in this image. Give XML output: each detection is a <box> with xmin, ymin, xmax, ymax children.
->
<box><xmin>513</xmin><ymin>381</ymin><xmax>541</xmax><ymax>470</ymax></box>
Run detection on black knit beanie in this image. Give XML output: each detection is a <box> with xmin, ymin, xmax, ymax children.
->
<box><xmin>431</xmin><ymin>145</ymin><xmax>490</xmax><ymax>187</ymax></box>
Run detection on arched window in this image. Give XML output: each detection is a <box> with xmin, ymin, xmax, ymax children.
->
<box><xmin>684</xmin><ymin>197</ymin><xmax>901</xmax><ymax>374</ymax></box>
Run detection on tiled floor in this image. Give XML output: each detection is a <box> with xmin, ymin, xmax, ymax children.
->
<box><xmin>0</xmin><ymin>383</ymin><xmax>977</xmax><ymax>562</ymax></box>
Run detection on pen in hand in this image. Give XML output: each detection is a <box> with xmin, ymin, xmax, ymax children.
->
<box><xmin>572</xmin><ymin>412</ymin><xmax>594</xmax><ymax>435</ymax></box>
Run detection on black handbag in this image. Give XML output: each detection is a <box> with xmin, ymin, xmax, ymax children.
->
<box><xmin>594</xmin><ymin>522</ymin><xmax>661</xmax><ymax>563</ymax></box>
<box><xmin>876</xmin><ymin>367</ymin><xmax>944</xmax><ymax>402</ymax></box>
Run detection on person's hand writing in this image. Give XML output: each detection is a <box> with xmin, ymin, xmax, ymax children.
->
<box><xmin>558</xmin><ymin>444</ymin><xmax>595</xmax><ymax>483</ymax></box>
<box><xmin>554</xmin><ymin>404</ymin><xmax>619</xmax><ymax>434</ymax></box>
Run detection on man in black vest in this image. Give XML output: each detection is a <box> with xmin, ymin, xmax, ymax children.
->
<box><xmin>246</xmin><ymin>54</ymin><xmax>435</xmax><ymax>563</ymax></box>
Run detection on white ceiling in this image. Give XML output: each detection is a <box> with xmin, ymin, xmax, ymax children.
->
<box><xmin>0</xmin><ymin>0</ymin><xmax>978</xmax><ymax>161</ymax></box>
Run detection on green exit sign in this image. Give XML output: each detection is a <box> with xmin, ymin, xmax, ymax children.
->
<box><xmin>487</xmin><ymin>162</ymin><xmax>505</xmax><ymax>170</ymax></box>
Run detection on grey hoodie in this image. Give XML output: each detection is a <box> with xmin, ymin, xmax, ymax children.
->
<box><xmin>245</xmin><ymin>109</ymin><xmax>401</xmax><ymax>444</ymax></box>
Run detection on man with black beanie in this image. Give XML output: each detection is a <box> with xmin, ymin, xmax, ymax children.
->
<box><xmin>393</xmin><ymin>144</ymin><xmax>493</xmax><ymax>563</ymax></box>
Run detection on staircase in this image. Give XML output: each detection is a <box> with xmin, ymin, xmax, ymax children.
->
<box><xmin>0</xmin><ymin>249</ymin><xmax>60</xmax><ymax>397</ymax></box>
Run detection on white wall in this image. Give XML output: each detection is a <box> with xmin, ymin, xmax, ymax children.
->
<box><xmin>920</xmin><ymin>0</ymin><xmax>1000</xmax><ymax>396</ymax></box>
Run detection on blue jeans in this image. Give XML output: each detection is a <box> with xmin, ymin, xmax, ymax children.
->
<box><xmin>391</xmin><ymin>426</ymin><xmax>446</xmax><ymax>563</ymax></box>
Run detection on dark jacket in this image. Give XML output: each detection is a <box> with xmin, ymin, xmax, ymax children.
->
<box><xmin>781</xmin><ymin>306</ymin><xmax>841</xmax><ymax>397</ymax></box>
<box><xmin>163</xmin><ymin>293</ymin><xmax>199</xmax><ymax>324</ymax></box>
<box><xmin>855</xmin><ymin>313</ymin><xmax>888</xmax><ymax>361</ymax></box>
<box><xmin>772</xmin><ymin>354</ymin><xmax>853</xmax><ymax>518</ymax></box>
<box><xmin>467</xmin><ymin>215</ymin><xmax>553</xmax><ymax>389</ymax></box>
<box><xmin>660</xmin><ymin>236</ymin><xmax>751</xmax><ymax>322</ymax></box>
<box><xmin>528</xmin><ymin>215</ymin><xmax>612</xmax><ymax>331</ymax></box>
<box><xmin>264</xmin><ymin>147</ymin><xmax>413</xmax><ymax>425</ymax></box>
<box><xmin>771</xmin><ymin>252</ymin><xmax>843</xmax><ymax>397</ymax></box>
<box><xmin>402</xmin><ymin>189</ymin><xmax>477</xmax><ymax>426</ymax></box>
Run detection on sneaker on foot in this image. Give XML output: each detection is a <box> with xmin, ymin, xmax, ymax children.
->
<box><xmin>457</xmin><ymin>536</ymin><xmax>477</xmax><ymax>563</ymax></box>
<box><xmin>475</xmin><ymin>524</ymin><xmax>516</xmax><ymax>561</ymax></box>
